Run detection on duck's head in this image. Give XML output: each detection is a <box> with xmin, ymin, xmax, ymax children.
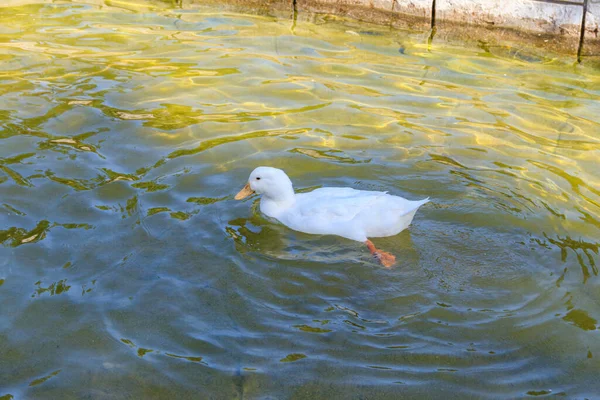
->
<box><xmin>234</xmin><ymin>166</ymin><xmax>294</xmax><ymax>201</ymax></box>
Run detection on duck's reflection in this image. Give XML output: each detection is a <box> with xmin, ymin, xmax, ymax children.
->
<box><xmin>226</xmin><ymin>200</ymin><xmax>421</xmax><ymax>267</ymax></box>
<box><xmin>226</xmin><ymin>201</ymin><xmax>289</xmax><ymax>256</ymax></box>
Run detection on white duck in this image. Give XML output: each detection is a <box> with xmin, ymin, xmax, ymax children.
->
<box><xmin>234</xmin><ymin>166</ymin><xmax>428</xmax><ymax>267</ymax></box>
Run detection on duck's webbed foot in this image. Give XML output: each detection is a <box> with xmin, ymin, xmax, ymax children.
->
<box><xmin>365</xmin><ymin>240</ymin><xmax>396</xmax><ymax>268</ymax></box>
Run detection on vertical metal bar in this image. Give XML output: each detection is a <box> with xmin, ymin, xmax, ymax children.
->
<box><xmin>291</xmin><ymin>0</ymin><xmax>298</xmax><ymax>31</ymax></box>
<box><xmin>431</xmin><ymin>0</ymin><xmax>437</xmax><ymax>28</ymax></box>
<box><xmin>577</xmin><ymin>0</ymin><xmax>589</xmax><ymax>63</ymax></box>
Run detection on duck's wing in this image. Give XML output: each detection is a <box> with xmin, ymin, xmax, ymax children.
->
<box><xmin>294</xmin><ymin>187</ymin><xmax>388</xmax><ymax>222</ymax></box>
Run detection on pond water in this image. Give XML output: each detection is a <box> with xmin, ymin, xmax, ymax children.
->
<box><xmin>1</xmin><ymin>1</ymin><xmax>600</xmax><ymax>398</ymax></box>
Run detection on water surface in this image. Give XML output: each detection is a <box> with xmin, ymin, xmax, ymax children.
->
<box><xmin>1</xmin><ymin>1</ymin><xmax>600</xmax><ymax>398</ymax></box>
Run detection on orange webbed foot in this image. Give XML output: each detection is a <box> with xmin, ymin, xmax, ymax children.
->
<box><xmin>374</xmin><ymin>250</ymin><xmax>396</xmax><ymax>268</ymax></box>
<box><xmin>365</xmin><ymin>240</ymin><xmax>396</xmax><ymax>268</ymax></box>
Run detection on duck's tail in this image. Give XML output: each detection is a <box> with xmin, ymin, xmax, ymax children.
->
<box><xmin>400</xmin><ymin>197</ymin><xmax>429</xmax><ymax>216</ymax></box>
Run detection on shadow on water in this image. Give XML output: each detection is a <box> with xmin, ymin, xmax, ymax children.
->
<box><xmin>544</xmin><ymin>234</ymin><xmax>599</xmax><ymax>284</ymax></box>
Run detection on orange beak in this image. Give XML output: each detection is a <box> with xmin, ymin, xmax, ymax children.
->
<box><xmin>234</xmin><ymin>183</ymin><xmax>255</xmax><ymax>200</ymax></box>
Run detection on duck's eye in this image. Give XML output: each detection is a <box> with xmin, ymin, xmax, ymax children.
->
<box><xmin>256</xmin><ymin>177</ymin><xmax>261</xmax><ymax>180</ymax></box>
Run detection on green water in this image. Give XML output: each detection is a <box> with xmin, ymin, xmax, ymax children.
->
<box><xmin>1</xmin><ymin>0</ymin><xmax>600</xmax><ymax>398</ymax></box>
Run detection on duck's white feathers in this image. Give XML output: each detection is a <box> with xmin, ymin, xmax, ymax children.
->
<box><xmin>277</xmin><ymin>187</ymin><xmax>428</xmax><ymax>242</ymax></box>
<box><xmin>240</xmin><ymin>166</ymin><xmax>428</xmax><ymax>243</ymax></box>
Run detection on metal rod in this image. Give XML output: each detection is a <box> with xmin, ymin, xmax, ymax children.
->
<box><xmin>291</xmin><ymin>0</ymin><xmax>298</xmax><ymax>31</ymax></box>
<box><xmin>532</xmin><ymin>0</ymin><xmax>584</xmax><ymax>7</ymax></box>
<box><xmin>577</xmin><ymin>0</ymin><xmax>589</xmax><ymax>63</ymax></box>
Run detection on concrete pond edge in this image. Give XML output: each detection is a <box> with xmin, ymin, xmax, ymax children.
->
<box><xmin>179</xmin><ymin>0</ymin><xmax>600</xmax><ymax>64</ymax></box>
